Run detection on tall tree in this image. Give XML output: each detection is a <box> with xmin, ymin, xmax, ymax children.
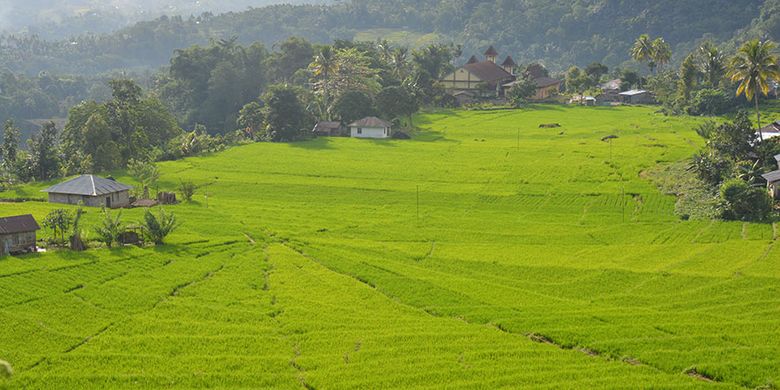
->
<box><xmin>375</xmin><ymin>86</ymin><xmax>420</xmax><ymax>125</ymax></box>
<box><xmin>631</xmin><ymin>34</ymin><xmax>655</xmax><ymax>73</ymax></box>
<box><xmin>268</xmin><ymin>37</ymin><xmax>314</xmax><ymax>83</ymax></box>
<box><xmin>309</xmin><ymin>46</ymin><xmax>339</xmax><ymax>119</ymax></box>
<box><xmin>1</xmin><ymin>120</ymin><xmax>19</xmax><ymax>174</ymax></box>
<box><xmin>332</xmin><ymin>91</ymin><xmax>375</xmax><ymax>125</ymax></box>
<box><xmin>584</xmin><ymin>62</ymin><xmax>609</xmax><ymax>82</ymax></box>
<box><xmin>310</xmin><ymin>48</ymin><xmax>381</xmax><ymax>118</ymax></box>
<box><xmin>26</xmin><ymin>121</ymin><xmax>60</xmax><ymax>181</ymax></box>
<box><xmin>699</xmin><ymin>42</ymin><xmax>725</xmax><ymax>87</ymax></box>
<box><xmin>238</xmin><ymin>102</ymin><xmax>265</xmax><ymax>140</ymax></box>
<box><xmin>652</xmin><ymin>37</ymin><xmax>672</xmax><ymax>71</ymax></box>
<box><xmin>678</xmin><ymin>53</ymin><xmax>700</xmax><ymax>100</ymax></box>
<box><xmin>631</xmin><ymin>35</ymin><xmax>671</xmax><ymax>74</ymax></box>
<box><xmin>263</xmin><ymin>85</ymin><xmax>307</xmax><ymax>142</ymax></box>
<box><xmin>728</xmin><ymin>39</ymin><xmax>780</xmax><ymax>140</ymax></box>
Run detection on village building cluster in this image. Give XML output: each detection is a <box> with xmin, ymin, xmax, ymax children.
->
<box><xmin>438</xmin><ymin>46</ymin><xmax>563</xmax><ymax>104</ymax></box>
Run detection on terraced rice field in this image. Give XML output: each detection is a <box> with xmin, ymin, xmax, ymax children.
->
<box><xmin>1</xmin><ymin>105</ymin><xmax>778</xmax><ymax>388</ymax></box>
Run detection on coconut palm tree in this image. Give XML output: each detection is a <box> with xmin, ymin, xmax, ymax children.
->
<box><xmin>699</xmin><ymin>41</ymin><xmax>725</xmax><ymax>87</ymax></box>
<box><xmin>631</xmin><ymin>34</ymin><xmax>655</xmax><ymax>73</ymax></box>
<box><xmin>728</xmin><ymin>39</ymin><xmax>780</xmax><ymax>141</ymax></box>
<box><xmin>391</xmin><ymin>47</ymin><xmax>410</xmax><ymax>80</ymax></box>
<box><xmin>309</xmin><ymin>47</ymin><xmax>338</xmax><ymax>119</ymax></box>
<box><xmin>651</xmin><ymin>38</ymin><xmax>672</xmax><ymax>71</ymax></box>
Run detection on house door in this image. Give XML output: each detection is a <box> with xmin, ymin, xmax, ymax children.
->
<box><xmin>106</xmin><ymin>196</ymin><xmax>111</xmax><ymax>208</ymax></box>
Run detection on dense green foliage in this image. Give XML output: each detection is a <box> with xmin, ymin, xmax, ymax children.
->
<box><xmin>0</xmin><ymin>106</ymin><xmax>778</xmax><ymax>388</ymax></box>
<box><xmin>158</xmin><ymin>39</ymin><xmax>270</xmax><ymax>132</ymax></box>
<box><xmin>0</xmin><ymin>0</ymin><xmax>770</xmax><ymax>76</ymax></box>
<box><xmin>61</xmin><ymin>80</ymin><xmax>182</xmax><ymax>173</ymax></box>
<box><xmin>690</xmin><ymin>113</ymin><xmax>778</xmax><ymax>221</ymax></box>
<box><xmin>142</xmin><ymin>209</ymin><xmax>178</xmax><ymax>245</ymax></box>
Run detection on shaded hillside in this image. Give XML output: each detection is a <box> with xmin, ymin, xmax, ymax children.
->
<box><xmin>0</xmin><ymin>0</ymin><xmax>772</xmax><ymax>75</ymax></box>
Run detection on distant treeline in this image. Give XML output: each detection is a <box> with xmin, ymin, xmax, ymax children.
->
<box><xmin>0</xmin><ymin>0</ymin><xmax>775</xmax><ymax>76</ymax></box>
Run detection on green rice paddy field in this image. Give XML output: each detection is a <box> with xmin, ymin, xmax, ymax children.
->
<box><xmin>1</xmin><ymin>106</ymin><xmax>779</xmax><ymax>388</ymax></box>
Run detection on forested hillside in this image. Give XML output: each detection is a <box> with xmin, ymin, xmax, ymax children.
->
<box><xmin>0</xmin><ymin>0</ymin><xmax>772</xmax><ymax>76</ymax></box>
<box><xmin>0</xmin><ymin>0</ymin><xmax>331</xmax><ymax>38</ymax></box>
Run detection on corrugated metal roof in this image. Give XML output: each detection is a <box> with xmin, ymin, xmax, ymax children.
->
<box><xmin>313</xmin><ymin>121</ymin><xmax>342</xmax><ymax>132</ymax></box>
<box><xmin>619</xmin><ymin>89</ymin><xmax>649</xmax><ymax>96</ymax></box>
<box><xmin>533</xmin><ymin>77</ymin><xmax>562</xmax><ymax>88</ymax></box>
<box><xmin>0</xmin><ymin>214</ymin><xmax>40</xmax><ymax>234</ymax></box>
<box><xmin>42</xmin><ymin>175</ymin><xmax>132</xmax><ymax>196</ymax></box>
<box><xmin>762</xmin><ymin>170</ymin><xmax>780</xmax><ymax>183</ymax></box>
<box><xmin>348</xmin><ymin>117</ymin><xmax>393</xmax><ymax>128</ymax></box>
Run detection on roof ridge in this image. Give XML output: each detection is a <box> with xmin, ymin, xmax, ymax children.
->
<box><xmin>89</xmin><ymin>174</ymin><xmax>97</xmax><ymax>196</ymax></box>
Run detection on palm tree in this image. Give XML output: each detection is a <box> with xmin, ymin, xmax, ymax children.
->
<box><xmin>728</xmin><ymin>39</ymin><xmax>780</xmax><ymax>141</ymax></box>
<box><xmin>631</xmin><ymin>34</ymin><xmax>655</xmax><ymax>73</ymax></box>
<box><xmin>651</xmin><ymin>38</ymin><xmax>672</xmax><ymax>71</ymax></box>
<box><xmin>699</xmin><ymin>42</ymin><xmax>725</xmax><ymax>87</ymax></box>
<box><xmin>391</xmin><ymin>47</ymin><xmax>409</xmax><ymax>80</ymax></box>
<box><xmin>377</xmin><ymin>39</ymin><xmax>393</xmax><ymax>63</ymax></box>
<box><xmin>309</xmin><ymin>47</ymin><xmax>338</xmax><ymax>119</ymax></box>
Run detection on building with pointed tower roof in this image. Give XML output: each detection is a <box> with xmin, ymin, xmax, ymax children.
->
<box><xmin>500</xmin><ymin>56</ymin><xmax>516</xmax><ymax>75</ymax></box>
<box><xmin>484</xmin><ymin>46</ymin><xmax>498</xmax><ymax>63</ymax></box>
<box><xmin>439</xmin><ymin>46</ymin><xmax>516</xmax><ymax>101</ymax></box>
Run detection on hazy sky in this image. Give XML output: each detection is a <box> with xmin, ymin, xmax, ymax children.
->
<box><xmin>0</xmin><ymin>0</ymin><xmax>330</xmax><ymax>34</ymax></box>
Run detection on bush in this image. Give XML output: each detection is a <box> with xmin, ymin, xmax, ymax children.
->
<box><xmin>0</xmin><ymin>360</ymin><xmax>12</xmax><ymax>378</ymax></box>
<box><xmin>691</xmin><ymin>150</ymin><xmax>731</xmax><ymax>186</ymax></box>
<box><xmin>142</xmin><ymin>209</ymin><xmax>178</xmax><ymax>245</ymax></box>
<box><xmin>686</xmin><ymin>89</ymin><xmax>732</xmax><ymax>116</ymax></box>
<box><xmin>42</xmin><ymin>209</ymin><xmax>73</xmax><ymax>244</ymax></box>
<box><xmin>719</xmin><ymin>179</ymin><xmax>773</xmax><ymax>221</ymax></box>
<box><xmin>94</xmin><ymin>209</ymin><xmax>123</xmax><ymax>248</ymax></box>
<box><xmin>179</xmin><ymin>181</ymin><xmax>196</xmax><ymax>202</ymax></box>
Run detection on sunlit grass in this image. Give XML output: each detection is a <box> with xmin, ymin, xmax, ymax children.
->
<box><xmin>0</xmin><ymin>105</ymin><xmax>777</xmax><ymax>388</ymax></box>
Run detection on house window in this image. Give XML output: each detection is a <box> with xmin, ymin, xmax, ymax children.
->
<box><xmin>357</xmin><ymin>128</ymin><xmax>362</xmax><ymax>134</ymax></box>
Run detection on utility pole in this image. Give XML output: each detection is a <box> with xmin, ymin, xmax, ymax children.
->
<box><xmin>416</xmin><ymin>185</ymin><xmax>420</xmax><ymax>226</ymax></box>
<box><xmin>621</xmin><ymin>183</ymin><xmax>625</xmax><ymax>223</ymax></box>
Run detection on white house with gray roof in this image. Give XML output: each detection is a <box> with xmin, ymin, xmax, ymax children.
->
<box><xmin>43</xmin><ymin>175</ymin><xmax>132</xmax><ymax>208</ymax></box>
<box><xmin>348</xmin><ymin>117</ymin><xmax>393</xmax><ymax>139</ymax></box>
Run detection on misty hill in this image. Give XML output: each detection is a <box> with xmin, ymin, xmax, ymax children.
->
<box><xmin>0</xmin><ymin>0</ymin><xmax>777</xmax><ymax>76</ymax></box>
<box><xmin>0</xmin><ymin>0</ymin><xmax>331</xmax><ymax>38</ymax></box>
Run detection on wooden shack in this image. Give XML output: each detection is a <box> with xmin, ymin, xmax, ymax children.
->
<box><xmin>0</xmin><ymin>214</ymin><xmax>41</xmax><ymax>256</ymax></box>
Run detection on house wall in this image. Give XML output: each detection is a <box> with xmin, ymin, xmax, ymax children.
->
<box><xmin>0</xmin><ymin>231</ymin><xmax>37</xmax><ymax>256</ymax></box>
<box><xmin>769</xmin><ymin>182</ymin><xmax>780</xmax><ymax>200</ymax></box>
<box><xmin>534</xmin><ymin>84</ymin><xmax>560</xmax><ymax>100</ymax></box>
<box><xmin>48</xmin><ymin>190</ymin><xmax>130</xmax><ymax>208</ymax></box>
<box><xmin>350</xmin><ymin>126</ymin><xmax>391</xmax><ymax>139</ymax></box>
<box><xmin>440</xmin><ymin>68</ymin><xmax>481</xmax><ymax>91</ymax></box>
<box><xmin>622</xmin><ymin>93</ymin><xmax>654</xmax><ymax>104</ymax></box>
